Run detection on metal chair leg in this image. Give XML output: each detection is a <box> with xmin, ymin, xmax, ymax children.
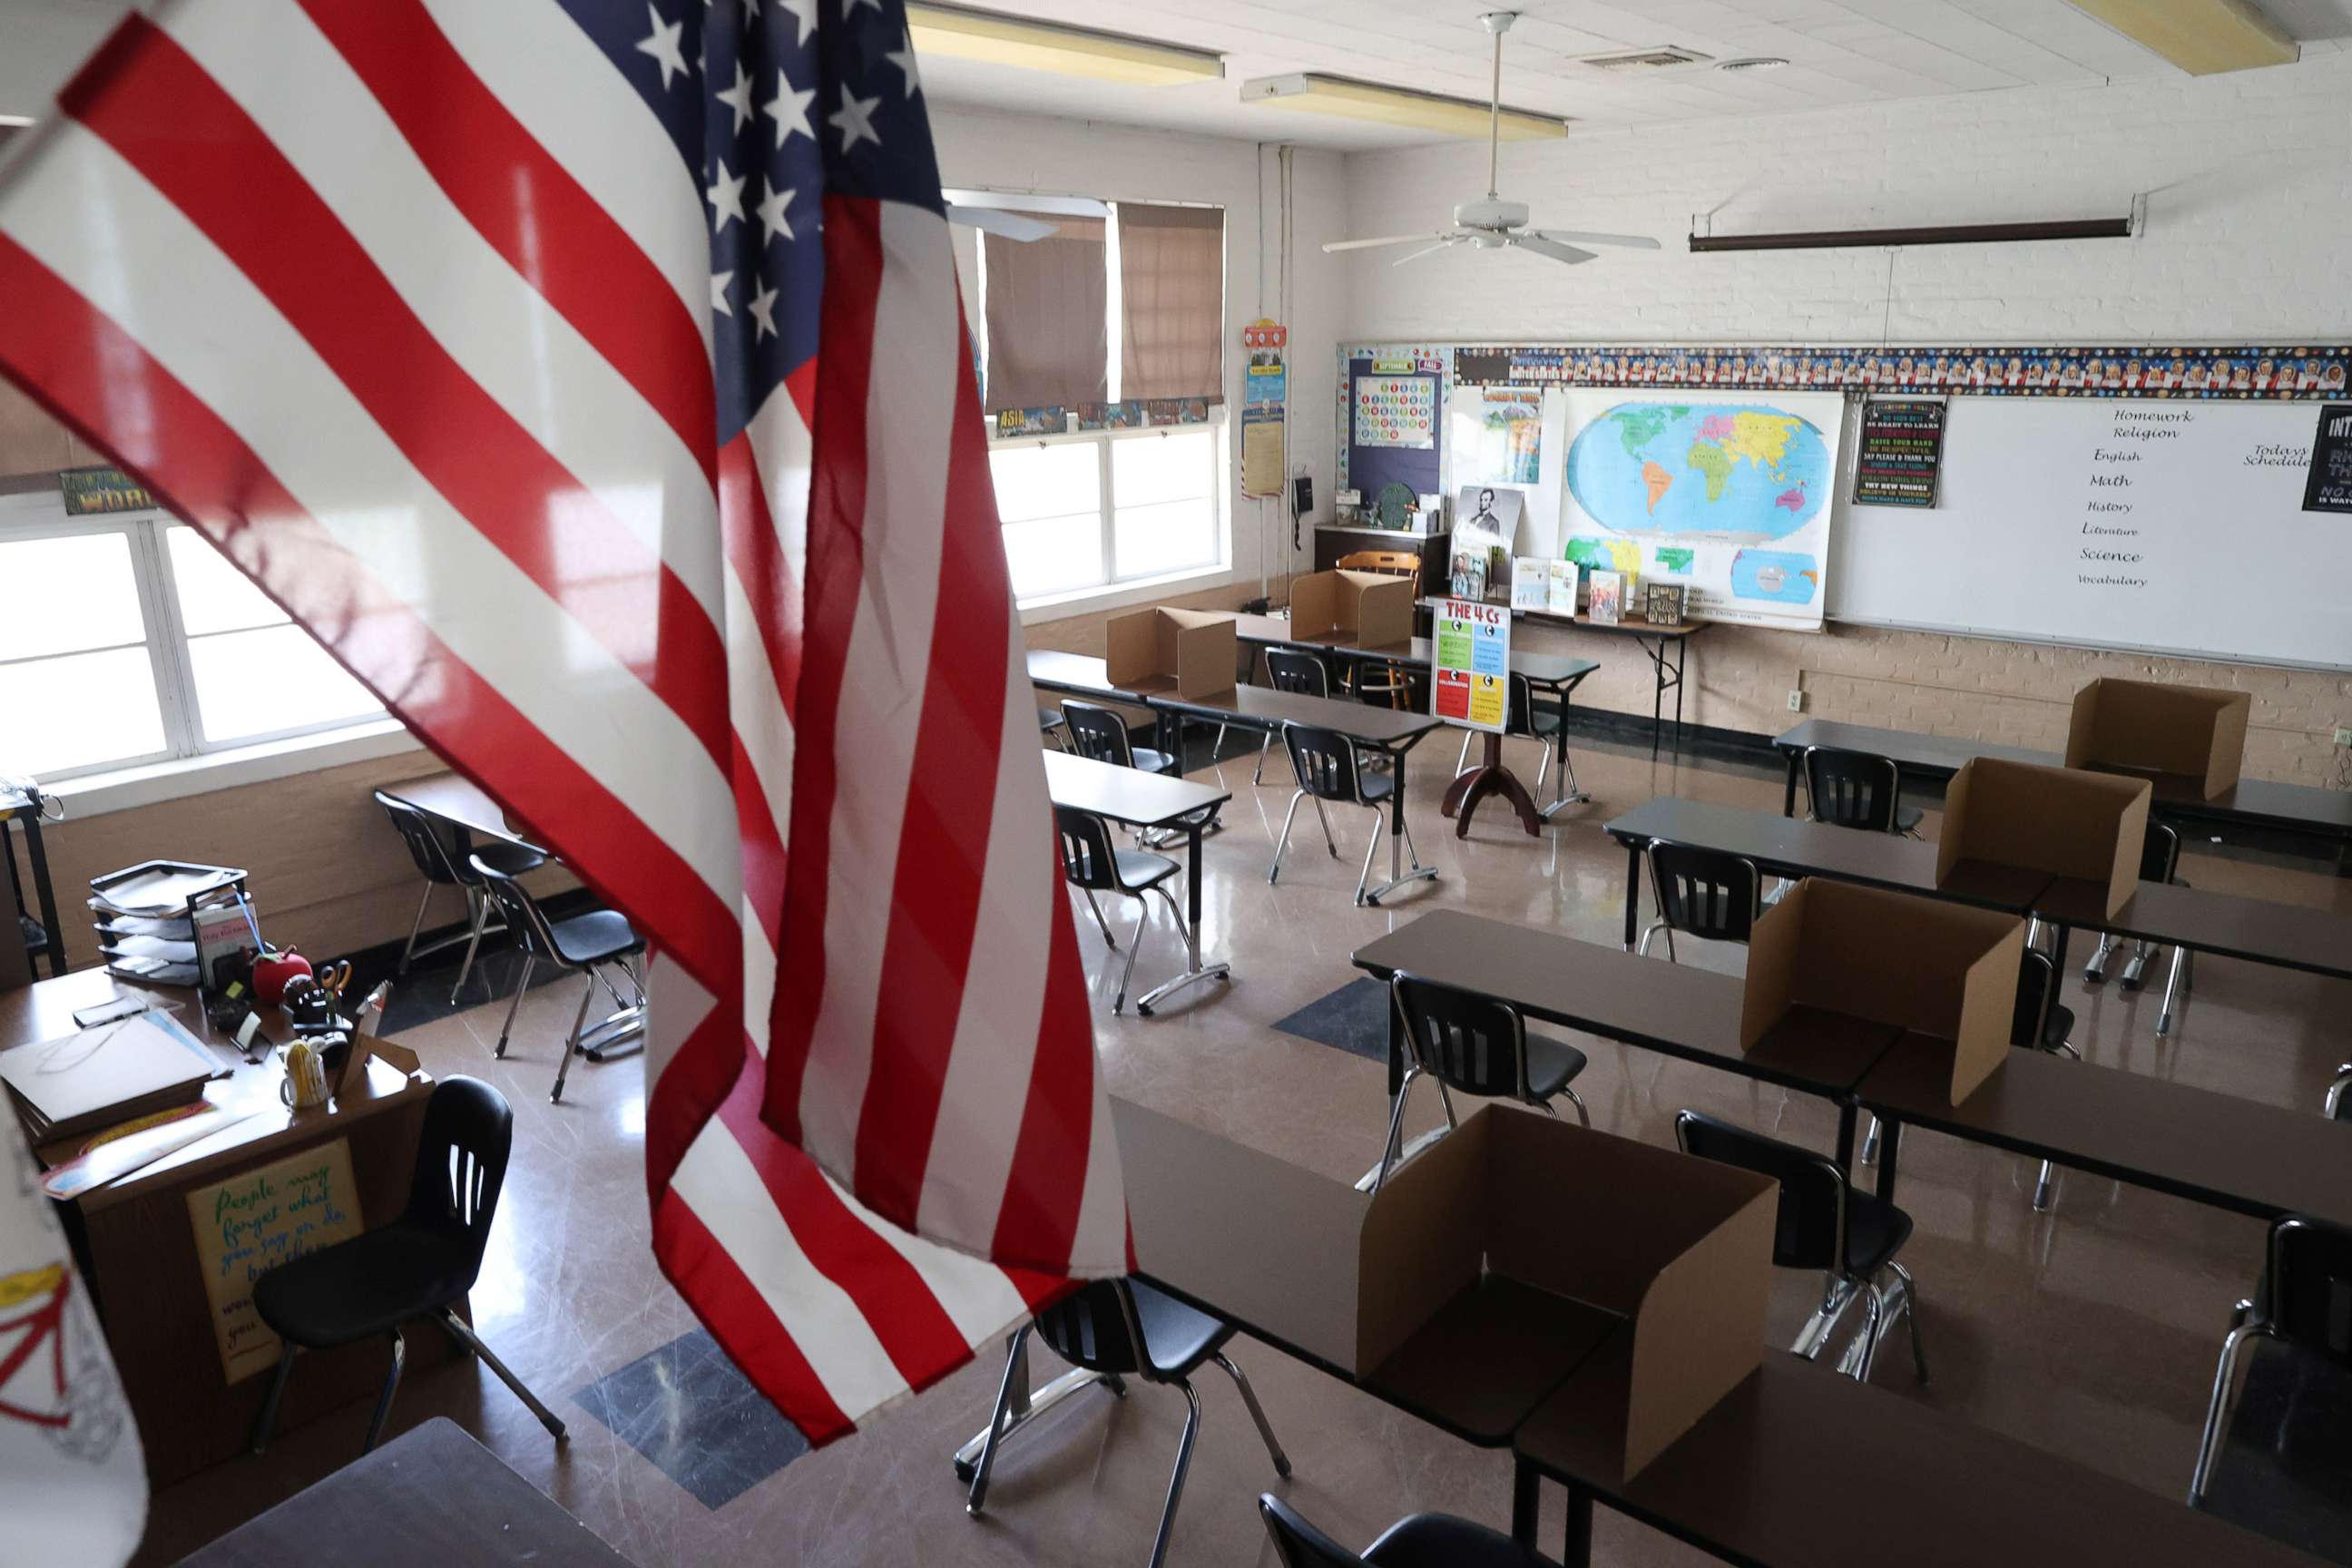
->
<box><xmin>361</xmin><ymin>1328</ymin><xmax>407</xmax><ymax>1453</ymax></box>
<box><xmin>2119</xmin><ymin>939</ymin><xmax>2151</xmax><ymax>992</ymax></box>
<box><xmin>1534</xmin><ymin>742</ymin><xmax>1551</xmax><ymax>795</ymax></box>
<box><xmin>1268</xmin><ymin>792</ymin><xmax>1306</xmax><ymax>884</ymax></box>
<box><xmin>1455</xmin><ymin>731</ymin><xmax>1474</xmax><ymax>778</ymax></box>
<box><xmin>1887</xmin><ymin>1259</ymin><xmax>1927</xmax><ymax>1383</ymax></box>
<box><xmin>1353</xmin><ymin>814</ymin><xmax>1384</xmax><ymax>906</ymax></box>
<box><xmin>2033</xmin><ymin>1159</ymin><xmax>2061</xmax><ymax>1213</ymax></box>
<box><xmin>493</xmin><ymin>955</ymin><xmax>534</xmax><ymax>1059</ymax></box>
<box><xmin>2190</xmin><ymin>1325</ymin><xmax>2266</xmax><ymax>1504</ymax></box>
<box><xmin>1792</xmin><ymin>1277</ymin><xmax>1857</xmax><ymax>1361</ymax></box>
<box><xmin>1847</xmin><ymin>1279</ymin><xmax>1886</xmax><ymax>1383</ymax></box>
<box><xmin>250</xmin><ymin>1342</ymin><xmax>298</xmax><ymax>1453</ymax></box>
<box><xmin>2082</xmin><ymin>932</ymin><xmax>2114</xmax><ymax>984</ymax></box>
<box><xmin>1859</xmin><ymin>1115</ymin><xmax>1882</xmax><ymax>1168</ymax></box>
<box><xmin>966</xmin><ymin>1326</ymin><xmax>1030</xmax><ymax>1516</ymax></box>
<box><xmin>1112</xmin><ymin>897</ymin><xmax>1150</xmax><ymax>1014</ymax></box>
<box><xmin>1081</xmin><ymin>888</ymin><xmax>1118</xmax><ymax>949</ymax></box>
<box><xmin>1253</xmin><ymin>731</ymin><xmax>1271</xmax><ymax>786</ymax></box>
<box><xmin>1372</xmin><ymin>1069</ymin><xmax>1418</xmax><ymax>1193</ymax></box>
<box><xmin>1311</xmin><ymin>797</ymin><xmax>1338</xmax><ymax>858</ymax></box>
<box><xmin>1211</xmin><ymin>1352</ymin><xmax>1291</xmax><ymax>1476</ymax></box>
<box><xmin>551</xmin><ymin>972</ymin><xmax>596</xmax><ymax>1103</ymax></box>
<box><xmin>1560</xmin><ymin>1084</ymin><xmax>1592</xmax><ymax>1127</ymax></box>
<box><xmin>1144</xmin><ymin>1380</ymin><xmax>1203</xmax><ymax>1568</ymax></box>
<box><xmin>397</xmin><ymin>882</ymin><xmax>433</xmax><ymax>976</ymax></box>
<box><xmin>2157</xmin><ymin>943</ymin><xmax>2189</xmax><ymax>1037</ymax></box>
<box><xmin>1636</xmin><ymin>920</ymin><xmax>1667</xmax><ymax>958</ymax></box>
<box><xmin>439</xmin><ymin>1308</ymin><xmax>566</xmax><ymax>1437</ymax></box>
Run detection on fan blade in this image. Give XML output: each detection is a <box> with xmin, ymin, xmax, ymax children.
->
<box><xmin>1512</xmin><ymin>235</ymin><xmax>1599</xmax><ymax>266</ymax></box>
<box><xmin>1322</xmin><ymin>231</ymin><xmax>1454</xmax><ymax>254</ymax></box>
<box><xmin>1524</xmin><ymin>228</ymin><xmax>1661</xmax><ymax>250</ymax></box>
<box><xmin>1390</xmin><ymin>240</ymin><xmax>1458</xmax><ymax>267</ymax></box>
<box><xmin>946</xmin><ymin>204</ymin><xmax>1056</xmax><ymax>242</ymax></box>
<box><xmin>942</xmin><ymin>189</ymin><xmax>1109</xmax><ymax>219</ymax></box>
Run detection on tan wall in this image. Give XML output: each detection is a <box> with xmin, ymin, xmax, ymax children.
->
<box><xmin>10</xmin><ymin>753</ymin><xmax>575</xmax><ymax>976</ymax></box>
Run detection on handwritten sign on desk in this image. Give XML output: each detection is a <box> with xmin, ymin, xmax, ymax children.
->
<box><xmin>185</xmin><ymin>1140</ymin><xmax>360</xmax><ymax>1382</ymax></box>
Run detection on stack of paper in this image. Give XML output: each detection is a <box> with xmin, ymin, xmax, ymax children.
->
<box><xmin>0</xmin><ymin>1011</ymin><xmax>222</xmax><ymax>1145</ymax></box>
<box><xmin>87</xmin><ymin>861</ymin><xmax>250</xmax><ymax>989</ymax></box>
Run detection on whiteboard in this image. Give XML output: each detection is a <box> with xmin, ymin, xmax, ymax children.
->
<box><xmin>1827</xmin><ymin>397</ymin><xmax>2352</xmax><ymax>671</ymax></box>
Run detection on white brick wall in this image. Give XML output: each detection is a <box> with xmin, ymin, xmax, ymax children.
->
<box><xmin>1336</xmin><ymin>53</ymin><xmax>2352</xmax><ymax>784</ymax></box>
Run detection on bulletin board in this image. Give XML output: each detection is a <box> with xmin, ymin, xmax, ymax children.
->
<box><xmin>1340</xmin><ymin>349</ymin><xmax>1446</xmax><ymax>510</ymax></box>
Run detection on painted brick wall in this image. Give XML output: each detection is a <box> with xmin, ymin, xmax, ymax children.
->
<box><xmin>1339</xmin><ymin>52</ymin><xmax>2352</xmax><ymax>784</ymax></box>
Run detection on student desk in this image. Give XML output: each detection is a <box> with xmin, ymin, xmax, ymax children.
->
<box><xmin>3</xmin><ymin>968</ymin><xmax>441</xmax><ymax>1485</ymax></box>
<box><xmin>2033</xmin><ymin>876</ymin><xmax>2352</xmax><ymax>985</ymax></box>
<box><xmin>1774</xmin><ymin>718</ymin><xmax>2352</xmax><ymax>873</ymax></box>
<box><xmin>383</xmin><ymin>770</ymin><xmax>544</xmax><ymax>848</ymax></box>
<box><xmin>1856</xmin><ymin>1037</ymin><xmax>2352</xmax><ymax>1230</ymax></box>
<box><xmin>175</xmin><ymin>1416</ymin><xmax>636</xmax><ymax>1567</ymax></box>
<box><xmin>1043</xmin><ymin>750</ymin><xmax>1230</xmax><ymax>1014</ymax></box>
<box><xmin>1115</xmin><ymin>1099</ymin><xmax>2324</xmax><ymax>1568</ymax></box>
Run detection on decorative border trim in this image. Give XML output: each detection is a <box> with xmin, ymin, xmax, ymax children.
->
<box><xmin>1451</xmin><ymin>343</ymin><xmax>2351</xmax><ymax>399</ymax></box>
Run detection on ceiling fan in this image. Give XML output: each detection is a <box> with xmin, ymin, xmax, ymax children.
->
<box><xmin>1321</xmin><ymin>12</ymin><xmax>1661</xmax><ymax>268</ymax></box>
<box><xmin>942</xmin><ymin>189</ymin><xmax>1106</xmax><ymax>242</ymax></box>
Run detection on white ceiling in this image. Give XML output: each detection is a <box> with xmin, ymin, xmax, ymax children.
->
<box><xmin>919</xmin><ymin>0</ymin><xmax>2352</xmax><ymax>149</ymax></box>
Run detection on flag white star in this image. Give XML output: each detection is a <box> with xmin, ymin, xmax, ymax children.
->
<box><xmin>884</xmin><ymin>33</ymin><xmax>922</xmax><ymax>98</ymax></box>
<box><xmin>710</xmin><ymin>270</ymin><xmax>734</xmax><ymax>317</ymax></box>
<box><xmin>764</xmin><ymin>77</ymin><xmax>816</xmax><ymax>149</ymax></box>
<box><xmin>706</xmin><ymin>160</ymin><xmax>747</xmax><ymax>230</ymax></box>
<box><xmin>778</xmin><ymin>0</ymin><xmax>818</xmax><ymax>45</ymax></box>
<box><xmin>754</xmin><ymin>180</ymin><xmax>796</xmax><ymax>245</ymax></box>
<box><xmin>748</xmin><ymin>283</ymin><xmax>779</xmax><ymax>341</ymax></box>
<box><xmin>830</xmin><ymin>89</ymin><xmax>881</xmax><ymax>153</ymax></box>
<box><xmin>634</xmin><ymin>4</ymin><xmax>689</xmax><ymax>89</ymax></box>
<box><xmin>717</xmin><ymin>62</ymin><xmax>756</xmax><ymax>132</ymax></box>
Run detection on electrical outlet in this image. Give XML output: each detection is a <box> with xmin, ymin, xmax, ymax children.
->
<box><xmin>2335</xmin><ymin>726</ymin><xmax>2352</xmax><ymax>748</ymax></box>
<box><xmin>1787</xmin><ymin>689</ymin><xmax>1805</xmax><ymax>712</ymax></box>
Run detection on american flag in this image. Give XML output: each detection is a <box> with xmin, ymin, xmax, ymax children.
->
<box><xmin>0</xmin><ymin>0</ymin><xmax>1126</xmax><ymax>1446</ymax></box>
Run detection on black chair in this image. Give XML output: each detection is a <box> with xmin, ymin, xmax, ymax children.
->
<box><xmin>2081</xmin><ymin>819</ymin><xmax>2195</xmax><ymax>1038</ymax></box>
<box><xmin>1269</xmin><ymin>725</ymin><xmax>1426</xmax><ymax>906</ymax></box>
<box><xmin>1638</xmin><ymin>842</ymin><xmax>1762</xmax><ymax>960</ymax></box>
<box><xmin>1063</xmin><ymin>698</ymin><xmax>1175</xmax><ymax>776</ymax></box>
<box><xmin>1674</xmin><ymin>1110</ymin><xmax>1927</xmax><ymax>1385</ymax></box>
<box><xmin>964</xmin><ymin>1278</ymin><xmax>1289</xmax><ymax>1568</ymax></box>
<box><xmin>1454</xmin><ymin>674</ymin><xmax>1574</xmax><ymax>803</ymax></box>
<box><xmin>470</xmin><ymin>853</ymin><xmax>646</xmax><ymax>1103</ymax></box>
<box><xmin>250</xmin><ymin>1077</ymin><xmax>564</xmax><ymax>1456</ymax></box>
<box><xmin>2190</xmin><ymin>1217</ymin><xmax>2352</xmax><ymax>1554</ymax></box>
<box><xmin>1055</xmin><ymin>806</ymin><xmax>1191</xmax><ymax>1016</ymax></box>
<box><xmin>1039</xmin><ymin>707</ymin><xmax>1068</xmax><ymax>751</ymax></box>
<box><xmin>1260</xmin><ymin>1494</ymin><xmax>1548</xmax><ymax>1568</ymax></box>
<box><xmin>1254</xmin><ymin>648</ymin><xmax>1335</xmax><ymax>786</ymax></box>
<box><xmin>1375</xmin><ymin>973</ymin><xmax>1590</xmax><ymax>1189</ymax></box>
<box><xmin>1802</xmin><ymin>746</ymin><xmax>1923</xmax><ymax>836</ymax></box>
<box><xmin>2014</xmin><ymin>948</ymin><xmax>2084</xmax><ymax>1212</ymax></box>
<box><xmin>2327</xmin><ymin>1068</ymin><xmax>2352</xmax><ymax>1121</ymax></box>
<box><xmin>374</xmin><ymin>791</ymin><xmax>546</xmax><ymax>1004</ymax></box>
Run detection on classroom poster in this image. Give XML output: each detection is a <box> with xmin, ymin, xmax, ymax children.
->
<box><xmin>1354</xmin><ymin>375</ymin><xmax>1437</xmax><ymax>449</ymax></box>
<box><xmin>1471</xmin><ymin>387</ymin><xmax>1544</xmax><ymax>483</ymax></box>
<box><xmin>1240</xmin><ymin>318</ymin><xmax>1288</xmax><ymax>498</ymax></box>
<box><xmin>1431</xmin><ymin>597</ymin><xmax>1509</xmax><ymax>732</ymax></box>
<box><xmin>186</xmin><ymin>1139</ymin><xmax>362</xmax><ymax>1382</ymax></box>
<box><xmin>2305</xmin><ymin>404</ymin><xmax>2352</xmax><ymax>513</ymax></box>
<box><xmin>1851</xmin><ymin>398</ymin><xmax>1947</xmax><ymax>508</ymax></box>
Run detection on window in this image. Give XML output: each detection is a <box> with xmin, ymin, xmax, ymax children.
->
<box><xmin>0</xmin><ymin>497</ymin><xmax>384</xmax><ymax>782</ymax></box>
<box><xmin>989</xmin><ymin>426</ymin><xmax>1224</xmax><ymax>603</ymax></box>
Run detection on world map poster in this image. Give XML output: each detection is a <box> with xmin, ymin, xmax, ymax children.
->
<box><xmin>1557</xmin><ymin>389</ymin><xmax>1845</xmax><ymax>631</ymax></box>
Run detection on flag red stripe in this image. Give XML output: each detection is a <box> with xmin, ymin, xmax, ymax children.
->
<box><xmin>760</xmin><ymin>195</ymin><xmax>885</xmax><ymax>1143</ymax></box>
<box><xmin>849</xmin><ymin>328</ymin><xmax>1017</xmax><ymax>1222</ymax></box>
<box><xmin>292</xmin><ymin>0</ymin><xmax>718</xmax><ymax>490</ymax></box>
<box><xmin>717</xmin><ymin>1078</ymin><xmax>970</xmax><ymax>1382</ymax></box>
<box><xmin>62</xmin><ymin>19</ymin><xmax>734</xmax><ymax>770</ymax></box>
<box><xmin>0</xmin><ymin>230</ymin><xmax>741</xmax><ymax>992</ymax></box>
<box><xmin>651</xmin><ymin>1192</ymin><xmax>856</xmax><ymax>1445</ymax></box>
<box><xmin>718</xmin><ymin>432</ymin><xmax>804</xmax><ymax>730</ymax></box>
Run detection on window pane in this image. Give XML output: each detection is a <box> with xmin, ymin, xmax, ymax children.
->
<box><xmin>187</xmin><ymin>624</ymin><xmax>382</xmax><ymax>744</ymax></box>
<box><xmin>1113</xmin><ymin>497</ymin><xmax>1216</xmax><ymax>580</ymax></box>
<box><xmin>1002</xmin><ymin>514</ymin><xmax>1102</xmax><ymax>599</ymax></box>
<box><xmin>0</xmin><ymin>647</ymin><xmax>167</xmax><ymax>776</ymax></box>
<box><xmin>168</xmin><ymin>524</ymin><xmax>288</xmax><ymax>635</ymax></box>
<box><xmin>0</xmin><ymin>533</ymin><xmax>148</xmax><ymax>660</ymax></box>
<box><xmin>1110</xmin><ymin>430</ymin><xmax>1213</xmax><ymax>507</ymax></box>
<box><xmin>989</xmin><ymin>441</ymin><xmax>1099</xmax><ymax>524</ymax></box>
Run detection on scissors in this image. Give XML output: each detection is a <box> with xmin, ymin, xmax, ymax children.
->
<box><xmin>315</xmin><ymin>960</ymin><xmax>354</xmax><ymax>1004</ymax></box>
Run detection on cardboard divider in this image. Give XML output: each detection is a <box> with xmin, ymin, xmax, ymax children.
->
<box><xmin>1742</xmin><ymin>879</ymin><xmax>2025</xmax><ymax>1104</ymax></box>
<box><xmin>1102</xmin><ymin>606</ymin><xmax>1239</xmax><ymax>700</ymax></box>
<box><xmin>2065</xmin><ymin>677</ymin><xmax>2250</xmax><ymax>800</ymax></box>
<box><xmin>1936</xmin><ymin>757</ymin><xmax>2150</xmax><ymax>919</ymax></box>
<box><xmin>1289</xmin><ymin>570</ymin><xmax>1416</xmax><ymax>646</ymax></box>
<box><xmin>1359</xmin><ymin>1107</ymin><xmax>1774</xmax><ymax>1478</ymax></box>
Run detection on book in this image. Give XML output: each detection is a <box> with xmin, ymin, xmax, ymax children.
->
<box><xmin>1510</xmin><ymin>557</ymin><xmax>1549</xmax><ymax>612</ymax></box>
<box><xmin>1645</xmin><ymin>581</ymin><xmax>1690</xmax><ymax>626</ymax></box>
<box><xmin>1588</xmin><ymin>569</ymin><xmax>1624</xmax><ymax>625</ymax></box>
<box><xmin>1546</xmin><ymin>560</ymin><xmax>1579</xmax><ymax>615</ymax></box>
<box><xmin>0</xmin><ymin>1011</ymin><xmax>221</xmax><ymax>1145</ymax></box>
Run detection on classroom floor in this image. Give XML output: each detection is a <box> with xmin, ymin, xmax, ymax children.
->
<box><xmin>130</xmin><ymin>730</ymin><xmax>2352</xmax><ymax>1567</ymax></box>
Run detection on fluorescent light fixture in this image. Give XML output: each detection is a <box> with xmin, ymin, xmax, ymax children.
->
<box><xmin>1240</xmin><ymin>74</ymin><xmax>1565</xmax><ymax>140</ymax></box>
<box><xmin>2061</xmin><ymin>0</ymin><xmax>2297</xmax><ymax>74</ymax></box>
<box><xmin>906</xmin><ymin>4</ymin><xmax>1223</xmax><ymax>85</ymax></box>
<box><xmin>0</xmin><ymin>114</ymin><xmax>34</xmax><ymax>128</ymax></box>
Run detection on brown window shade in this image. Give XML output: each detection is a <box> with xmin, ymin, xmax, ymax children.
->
<box><xmin>983</xmin><ymin>212</ymin><xmax>1107</xmax><ymax>414</ymax></box>
<box><xmin>1117</xmin><ymin>203</ymin><xmax>1225</xmax><ymax>404</ymax></box>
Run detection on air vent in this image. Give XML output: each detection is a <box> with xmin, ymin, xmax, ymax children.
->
<box><xmin>1575</xmin><ymin>45</ymin><xmax>1712</xmax><ymax>72</ymax></box>
<box><xmin>1716</xmin><ymin>56</ymin><xmax>1788</xmax><ymax>73</ymax></box>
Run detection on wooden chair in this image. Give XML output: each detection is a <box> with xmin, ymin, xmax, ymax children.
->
<box><xmin>1333</xmin><ymin>551</ymin><xmax>1420</xmax><ymax>708</ymax></box>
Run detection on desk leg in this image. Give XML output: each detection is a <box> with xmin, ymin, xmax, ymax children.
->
<box><xmin>1671</xmin><ymin>638</ymin><xmax>1687</xmax><ymax>753</ymax></box>
<box><xmin>1834</xmin><ymin>1102</ymin><xmax>1858</xmax><ymax>1177</ymax></box>
<box><xmin>1563</xmin><ymin>1485</ymin><xmax>1593</xmax><ymax>1568</ymax></box>
<box><xmin>1622</xmin><ymin>840</ymin><xmax>1642</xmax><ymax>951</ymax></box>
<box><xmin>1538</xmin><ymin>686</ymin><xmax>1591</xmax><ymax>822</ymax></box>
<box><xmin>1511</xmin><ymin>1459</ymin><xmax>1541</xmax><ymax>1549</ymax></box>
<box><xmin>2039</xmin><ymin>923</ymin><xmax>2072</xmax><ymax>1047</ymax></box>
<box><xmin>1782</xmin><ymin>750</ymin><xmax>1801</xmax><ymax>818</ymax></box>
<box><xmin>1134</xmin><ymin>818</ymin><xmax>1230</xmax><ymax>1016</ymax></box>
<box><xmin>23</xmin><ymin>813</ymin><xmax>65</xmax><ymax>978</ymax></box>
<box><xmin>1362</xmin><ymin>744</ymin><xmax>1439</xmax><ymax>905</ymax></box>
<box><xmin>1874</xmin><ymin>1120</ymin><xmax>1904</xmax><ymax>1202</ymax></box>
<box><xmin>1648</xmin><ymin>636</ymin><xmax>1665</xmax><ymax>757</ymax></box>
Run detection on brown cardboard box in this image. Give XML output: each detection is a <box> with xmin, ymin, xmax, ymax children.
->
<box><xmin>1937</xmin><ymin>757</ymin><xmax>2150</xmax><ymax>920</ymax></box>
<box><xmin>1102</xmin><ymin>606</ymin><xmax>1238</xmax><ymax>700</ymax></box>
<box><xmin>1744</xmin><ymin>879</ymin><xmax>2025</xmax><ymax>1103</ymax></box>
<box><xmin>1289</xmin><ymin>569</ymin><xmax>1416</xmax><ymax>647</ymax></box>
<box><xmin>1360</xmin><ymin>1107</ymin><xmax>1774</xmax><ymax>1479</ymax></box>
<box><xmin>2064</xmin><ymin>676</ymin><xmax>2250</xmax><ymax>800</ymax></box>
